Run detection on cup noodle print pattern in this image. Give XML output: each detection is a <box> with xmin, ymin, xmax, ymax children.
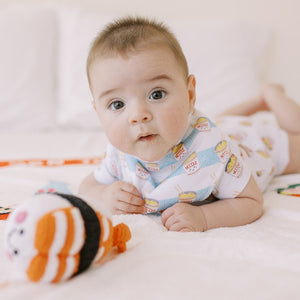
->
<box><xmin>94</xmin><ymin>110</ymin><xmax>259</xmax><ymax>213</ymax></box>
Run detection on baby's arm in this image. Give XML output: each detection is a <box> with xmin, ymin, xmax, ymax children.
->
<box><xmin>79</xmin><ymin>172</ymin><xmax>146</xmax><ymax>214</ymax></box>
<box><xmin>161</xmin><ymin>175</ymin><xmax>263</xmax><ymax>232</ymax></box>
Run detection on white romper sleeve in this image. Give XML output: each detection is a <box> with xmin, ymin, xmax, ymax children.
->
<box><xmin>93</xmin><ymin>143</ymin><xmax>122</xmax><ymax>185</ymax></box>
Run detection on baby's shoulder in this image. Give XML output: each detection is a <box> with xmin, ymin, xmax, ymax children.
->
<box><xmin>187</xmin><ymin>110</ymin><xmax>229</xmax><ymax>152</ymax></box>
<box><xmin>104</xmin><ymin>143</ymin><xmax>124</xmax><ymax>163</ymax></box>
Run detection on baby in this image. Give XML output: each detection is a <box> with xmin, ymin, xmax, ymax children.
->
<box><xmin>79</xmin><ymin>17</ymin><xmax>300</xmax><ymax>232</ymax></box>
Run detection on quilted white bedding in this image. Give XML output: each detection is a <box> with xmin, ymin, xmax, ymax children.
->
<box><xmin>1</xmin><ymin>132</ymin><xmax>300</xmax><ymax>300</ymax></box>
<box><xmin>1</xmin><ymin>0</ymin><xmax>300</xmax><ymax>298</ymax></box>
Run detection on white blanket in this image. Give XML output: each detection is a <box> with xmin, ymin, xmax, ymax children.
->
<box><xmin>1</xmin><ymin>132</ymin><xmax>300</xmax><ymax>299</ymax></box>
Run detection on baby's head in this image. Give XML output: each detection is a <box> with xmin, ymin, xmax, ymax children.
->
<box><xmin>87</xmin><ymin>16</ymin><xmax>196</xmax><ymax>162</ymax></box>
<box><xmin>87</xmin><ymin>16</ymin><xmax>189</xmax><ymax>83</ymax></box>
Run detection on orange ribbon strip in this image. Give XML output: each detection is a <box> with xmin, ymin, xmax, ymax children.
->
<box><xmin>0</xmin><ymin>157</ymin><xmax>103</xmax><ymax>167</ymax></box>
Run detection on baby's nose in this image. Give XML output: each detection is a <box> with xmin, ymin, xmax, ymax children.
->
<box><xmin>129</xmin><ymin>105</ymin><xmax>153</xmax><ymax>124</ymax></box>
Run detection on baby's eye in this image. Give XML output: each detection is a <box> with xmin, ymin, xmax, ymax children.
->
<box><xmin>149</xmin><ymin>90</ymin><xmax>166</xmax><ymax>100</ymax></box>
<box><xmin>109</xmin><ymin>100</ymin><xmax>125</xmax><ymax>111</ymax></box>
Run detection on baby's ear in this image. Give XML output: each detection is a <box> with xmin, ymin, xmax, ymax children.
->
<box><xmin>187</xmin><ymin>74</ymin><xmax>196</xmax><ymax>111</ymax></box>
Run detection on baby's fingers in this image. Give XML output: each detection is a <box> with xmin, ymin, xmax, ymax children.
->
<box><xmin>118</xmin><ymin>189</ymin><xmax>145</xmax><ymax>206</ymax></box>
<box><xmin>119</xmin><ymin>182</ymin><xmax>141</xmax><ymax>197</ymax></box>
<box><xmin>116</xmin><ymin>200</ymin><xmax>146</xmax><ymax>214</ymax></box>
<box><xmin>115</xmin><ymin>188</ymin><xmax>145</xmax><ymax>214</ymax></box>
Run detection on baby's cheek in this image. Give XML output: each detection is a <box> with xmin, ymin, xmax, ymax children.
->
<box><xmin>106</xmin><ymin>123</ymin><xmax>131</xmax><ymax>152</ymax></box>
<box><xmin>162</xmin><ymin>110</ymin><xmax>188</xmax><ymax>140</ymax></box>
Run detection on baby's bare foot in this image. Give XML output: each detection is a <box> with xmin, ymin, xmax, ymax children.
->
<box><xmin>260</xmin><ymin>83</ymin><xmax>300</xmax><ymax>133</ymax></box>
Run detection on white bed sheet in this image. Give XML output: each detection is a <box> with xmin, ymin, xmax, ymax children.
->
<box><xmin>1</xmin><ymin>132</ymin><xmax>300</xmax><ymax>300</ymax></box>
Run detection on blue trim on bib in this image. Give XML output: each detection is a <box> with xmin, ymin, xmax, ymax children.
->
<box><xmin>157</xmin><ymin>185</ymin><xmax>214</xmax><ymax>211</ymax></box>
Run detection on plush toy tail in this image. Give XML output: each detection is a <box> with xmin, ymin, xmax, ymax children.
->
<box><xmin>112</xmin><ymin>223</ymin><xmax>131</xmax><ymax>252</ymax></box>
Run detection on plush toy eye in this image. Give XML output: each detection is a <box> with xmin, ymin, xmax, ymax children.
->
<box><xmin>13</xmin><ymin>249</ymin><xmax>19</xmax><ymax>255</ymax></box>
<box><xmin>19</xmin><ymin>229</ymin><xmax>24</xmax><ymax>235</ymax></box>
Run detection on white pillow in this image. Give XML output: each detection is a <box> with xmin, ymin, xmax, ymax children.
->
<box><xmin>57</xmin><ymin>7</ymin><xmax>116</xmax><ymax>129</ymax></box>
<box><xmin>0</xmin><ymin>5</ymin><xmax>57</xmax><ymax>132</ymax></box>
<box><xmin>166</xmin><ymin>19</ymin><xmax>270</xmax><ymax>118</ymax></box>
<box><xmin>57</xmin><ymin>12</ymin><xmax>269</xmax><ymax>128</ymax></box>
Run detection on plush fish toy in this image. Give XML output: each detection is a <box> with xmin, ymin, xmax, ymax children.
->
<box><xmin>5</xmin><ymin>193</ymin><xmax>131</xmax><ymax>283</ymax></box>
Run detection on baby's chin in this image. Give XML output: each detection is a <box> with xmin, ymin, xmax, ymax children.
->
<box><xmin>130</xmin><ymin>148</ymin><xmax>171</xmax><ymax>162</ymax></box>
<box><xmin>137</xmin><ymin>155</ymin><xmax>163</xmax><ymax>163</ymax></box>
<box><xmin>117</xmin><ymin>142</ymin><xmax>175</xmax><ymax>162</ymax></box>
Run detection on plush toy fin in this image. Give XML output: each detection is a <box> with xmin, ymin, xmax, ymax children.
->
<box><xmin>113</xmin><ymin>223</ymin><xmax>131</xmax><ymax>252</ymax></box>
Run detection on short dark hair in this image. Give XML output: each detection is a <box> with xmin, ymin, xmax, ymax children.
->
<box><xmin>87</xmin><ymin>16</ymin><xmax>189</xmax><ymax>84</ymax></box>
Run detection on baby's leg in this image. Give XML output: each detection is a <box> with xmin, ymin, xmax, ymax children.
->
<box><xmin>220</xmin><ymin>84</ymin><xmax>300</xmax><ymax>133</ymax></box>
<box><xmin>282</xmin><ymin>134</ymin><xmax>300</xmax><ymax>175</ymax></box>
<box><xmin>262</xmin><ymin>84</ymin><xmax>300</xmax><ymax>134</ymax></box>
<box><xmin>218</xmin><ymin>95</ymin><xmax>268</xmax><ymax>117</ymax></box>
<box><xmin>259</xmin><ymin>84</ymin><xmax>300</xmax><ymax>174</ymax></box>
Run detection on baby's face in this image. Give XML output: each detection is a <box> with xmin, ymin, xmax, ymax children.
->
<box><xmin>89</xmin><ymin>46</ymin><xmax>196</xmax><ymax>161</ymax></box>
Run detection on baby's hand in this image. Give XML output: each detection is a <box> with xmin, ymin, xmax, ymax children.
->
<box><xmin>161</xmin><ymin>203</ymin><xmax>207</xmax><ymax>232</ymax></box>
<box><xmin>104</xmin><ymin>181</ymin><xmax>145</xmax><ymax>214</ymax></box>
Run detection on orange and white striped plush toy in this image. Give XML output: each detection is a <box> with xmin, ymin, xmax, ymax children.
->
<box><xmin>5</xmin><ymin>193</ymin><xmax>131</xmax><ymax>283</ymax></box>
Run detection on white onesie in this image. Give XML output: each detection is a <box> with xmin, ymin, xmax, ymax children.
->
<box><xmin>94</xmin><ymin>110</ymin><xmax>289</xmax><ymax>213</ymax></box>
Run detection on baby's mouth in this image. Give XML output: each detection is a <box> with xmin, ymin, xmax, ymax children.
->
<box><xmin>137</xmin><ymin>133</ymin><xmax>158</xmax><ymax>142</ymax></box>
